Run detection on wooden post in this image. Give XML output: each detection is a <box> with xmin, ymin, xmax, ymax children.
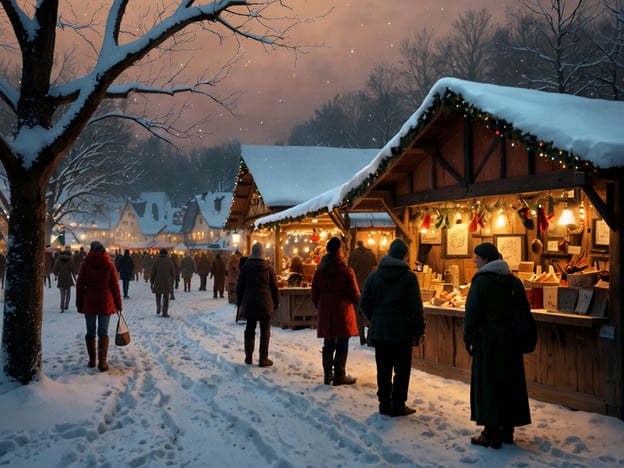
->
<box><xmin>605</xmin><ymin>172</ymin><xmax>624</xmax><ymax>417</ymax></box>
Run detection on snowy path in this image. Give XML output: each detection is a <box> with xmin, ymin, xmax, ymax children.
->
<box><xmin>1</xmin><ymin>277</ymin><xmax>624</xmax><ymax>467</ymax></box>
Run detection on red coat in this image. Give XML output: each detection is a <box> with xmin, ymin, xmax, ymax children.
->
<box><xmin>311</xmin><ymin>255</ymin><xmax>360</xmax><ymax>339</ymax></box>
<box><xmin>76</xmin><ymin>251</ymin><xmax>122</xmax><ymax>315</ymax></box>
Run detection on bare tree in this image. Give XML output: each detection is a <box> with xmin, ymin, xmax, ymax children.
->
<box><xmin>589</xmin><ymin>0</ymin><xmax>624</xmax><ymax>99</ymax></box>
<box><xmin>365</xmin><ymin>62</ymin><xmax>409</xmax><ymax>146</ymax></box>
<box><xmin>398</xmin><ymin>28</ymin><xmax>444</xmax><ymax>108</ymax></box>
<box><xmin>509</xmin><ymin>0</ymin><xmax>602</xmax><ymax>94</ymax></box>
<box><xmin>0</xmin><ymin>0</ymin><xmax>300</xmax><ymax>384</ymax></box>
<box><xmin>435</xmin><ymin>9</ymin><xmax>499</xmax><ymax>82</ymax></box>
<box><xmin>46</xmin><ymin>119</ymin><xmax>145</xmax><ymax>242</ymax></box>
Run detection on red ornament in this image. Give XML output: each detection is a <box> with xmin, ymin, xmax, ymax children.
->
<box><xmin>310</xmin><ymin>229</ymin><xmax>320</xmax><ymax>242</ymax></box>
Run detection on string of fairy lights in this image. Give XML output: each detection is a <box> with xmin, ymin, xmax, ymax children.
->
<box><xmin>227</xmin><ymin>88</ymin><xmax>599</xmax><ymax>232</ymax></box>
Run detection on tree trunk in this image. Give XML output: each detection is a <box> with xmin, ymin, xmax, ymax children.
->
<box><xmin>1</xmin><ymin>174</ymin><xmax>47</xmax><ymax>383</ymax></box>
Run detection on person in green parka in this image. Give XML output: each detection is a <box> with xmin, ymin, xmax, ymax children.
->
<box><xmin>464</xmin><ymin>242</ymin><xmax>532</xmax><ymax>449</ymax></box>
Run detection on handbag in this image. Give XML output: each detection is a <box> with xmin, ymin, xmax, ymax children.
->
<box><xmin>115</xmin><ymin>311</ymin><xmax>131</xmax><ymax>346</ymax></box>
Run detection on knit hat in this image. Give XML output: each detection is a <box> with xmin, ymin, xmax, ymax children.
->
<box><xmin>250</xmin><ymin>242</ymin><xmax>266</xmax><ymax>259</ymax></box>
<box><xmin>160</xmin><ymin>248</ymin><xmax>168</xmax><ymax>255</ymax></box>
<box><xmin>326</xmin><ymin>237</ymin><xmax>341</xmax><ymax>253</ymax></box>
<box><xmin>474</xmin><ymin>242</ymin><xmax>500</xmax><ymax>262</ymax></box>
<box><xmin>356</xmin><ymin>240</ymin><xmax>364</xmax><ymax>247</ymax></box>
<box><xmin>90</xmin><ymin>241</ymin><xmax>102</xmax><ymax>251</ymax></box>
<box><xmin>388</xmin><ymin>238</ymin><xmax>409</xmax><ymax>259</ymax></box>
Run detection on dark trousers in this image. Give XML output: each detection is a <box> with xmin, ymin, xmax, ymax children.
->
<box><xmin>374</xmin><ymin>340</ymin><xmax>413</xmax><ymax>404</ymax></box>
<box><xmin>122</xmin><ymin>279</ymin><xmax>130</xmax><ymax>297</ymax></box>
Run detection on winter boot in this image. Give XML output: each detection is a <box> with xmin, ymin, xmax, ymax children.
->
<box><xmin>379</xmin><ymin>400</ymin><xmax>392</xmax><ymax>416</ymax></box>
<box><xmin>332</xmin><ymin>350</ymin><xmax>356</xmax><ymax>386</ymax></box>
<box><xmin>244</xmin><ymin>329</ymin><xmax>255</xmax><ymax>365</ymax></box>
<box><xmin>471</xmin><ymin>427</ymin><xmax>502</xmax><ymax>449</ymax></box>
<box><xmin>322</xmin><ymin>345</ymin><xmax>335</xmax><ymax>385</ymax></box>
<box><xmin>390</xmin><ymin>401</ymin><xmax>416</xmax><ymax>417</ymax></box>
<box><xmin>258</xmin><ymin>328</ymin><xmax>273</xmax><ymax>367</ymax></box>
<box><xmin>86</xmin><ymin>338</ymin><xmax>97</xmax><ymax>368</ymax></box>
<box><xmin>98</xmin><ymin>336</ymin><xmax>110</xmax><ymax>372</ymax></box>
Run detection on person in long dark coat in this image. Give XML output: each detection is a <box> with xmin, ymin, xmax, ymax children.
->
<box><xmin>348</xmin><ymin>240</ymin><xmax>378</xmax><ymax>345</ymax></box>
<box><xmin>196</xmin><ymin>253</ymin><xmax>211</xmax><ymax>291</ymax></box>
<box><xmin>360</xmin><ymin>238</ymin><xmax>425</xmax><ymax>417</ymax></box>
<box><xmin>117</xmin><ymin>249</ymin><xmax>134</xmax><ymax>299</ymax></box>
<box><xmin>211</xmin><ymin>253</ymin><xmax>226</xmax><ymax>298</ymax></box>
<box><xmin>311</xmin><ymin>237</ymin><xmax>360</xmax><ymax>386</ymax></box>
<box><xmin>463</xmin><ymin>242</ymin><xmax>532</xmax><ymax>449</ymax></box>
<box><xmin>53</xmin><ymin>247</ymin><xmax>76</xmax><ymax>312</ymax></box>
<box><xmin>236</xmin><ymin>243</ymin><xmax>279</xmax><ymax>367</ymax></box>
<box><xmin>150</xmin><ymin>248</ymin><xmax>175</xmax><ymax>317</ymax></box>
<box><xmin>179</xmin><ymin>252</ymin><xmax>196</xmax><ymax>292</ymax></box>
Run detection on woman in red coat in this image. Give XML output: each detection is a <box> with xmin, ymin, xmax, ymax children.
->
<box><xmin>76</xmin><ymin>241</ymin><xmax>123</xmax><ymax>371</ymax></box>
<box><xmin>311</xmin><ymin>237</ymin><xmax>360</xmax><ymax>386</ymax></box>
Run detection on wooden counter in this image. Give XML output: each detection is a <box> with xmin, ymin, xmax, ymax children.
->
<box><xmin>413</xmin><ymin>305</ymin><xmax>609</xmax><ymax>414</ymax></box>
<box><xmin>273</xmin><ymin>287</ymin><xmax>316</xmax><ymax>329</ymax></box>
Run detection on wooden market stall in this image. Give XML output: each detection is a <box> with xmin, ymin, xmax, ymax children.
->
<box><xmin>225</xmin><ymin>145</ymin><xmax>385</xmax><ymax>329</ymax></box>
<box><xmin>340</xmin><ymin>78</ymin><xmax>624</xmax><ymax>417</ymax></box>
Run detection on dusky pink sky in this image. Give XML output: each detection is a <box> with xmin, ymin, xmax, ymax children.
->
<box><xmin>172</xmin><ymin>0</ymin><xmax>514</xmax><ymax>148</ymax></box>
<box><xmin>1</xmin><ymin>1</ymin><xmax>514</xmax><ymax>149</ymax></box>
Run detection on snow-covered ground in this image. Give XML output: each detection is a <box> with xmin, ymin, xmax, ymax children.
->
<box><xmin>1</xmin><ymin>275</ymin><xmax>624</xmax><ymax>467</ymax></box>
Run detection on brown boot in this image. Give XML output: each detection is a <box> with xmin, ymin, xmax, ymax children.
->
<box><xmin>98</xmin><ymin>336</ymin><xmax>110</xmax><ymax>371</ymax></box>
<box><xmin>333</xmin><ymin>350</ymin><xmax>356</xmax><ymax>386</ymax></box>
<box><xmin>86</xmin><ymin>338</ymin><xmax>96</xmax><ymax>368</ymax></box>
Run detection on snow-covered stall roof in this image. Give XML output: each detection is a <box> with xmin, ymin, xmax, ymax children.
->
<box><xmin>241</xmin><ymin>145</ymin><xmax>380</xmax><ymax>207</ymax></box>
<box><xmin>255</xmin><ymin>77</ymin><xmax>624</xmax><ymax>229</ymax></box>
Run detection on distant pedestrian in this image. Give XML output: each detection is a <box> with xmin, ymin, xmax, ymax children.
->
<box><xmin>142</xmin><ymin>252</ymin><xmax>154</xmax><ymax>283</ymax></box>
<box><xmin>131</xmin><ymin>251</ymin><xmax>142</xmax><ymax>281</ymax></box>
<box><xmin>179</xmin><ymin>252</ymin><xmax>196</xmax><ymax>292</ymax></box>
<box><xmin>211</xmin><ymin>253</ymin><xmax>226</xmax><ymax>298</ymax></box>
<box><xmin>360</xmin><ymin>238</ymin><xmax>425</xmax><ymax>417</ymax></box>
<box><xmin>226</xmin><ymin>251</ymin><xmax>242</xmax><ymax>304</ymax></box>
<box><xmin>53</xmin><ymin>247</ymin><xmax>76</xmax><ymax>313</ymax></box>
<box><xmin>117</xmin><ymin>249</ymin><xmax>134</xmax><ymax>298</ymax></box>
<box><xmin>237</xmin><ymin>243</ymin><xmax>279</xmax><ymax>367</ymax></box>
<box><xmin>464</xmin><ymin>242</ymin><xmax>532</xmax><ymax>449</ymax></box>
<box><xmin>44</xmin><ymin>247</ymin><xmax>54</xmax><ymax>288</ymax></box>
<box><xmin>76</xmin><ymin>241</ymin><xmax>122</xmax><ymax>371</ymax></box>
<box><xmin>311</xmin><ymin>237</ymin><xmax>360</xmax><ymax>386</ymax></box>
<box><xmin>348</xmin><ymin>239</ymin><xmax>378</xmax><ymax>345</ymax></box>
<box><xmin>197</xmin><ymin>253</ymin><xmax>211</xmax><ymax>291</ymax></box>
<box><xmin>150</xmin><ymin>248</ymin><xmax>175</xmax><ymax>317</ymax></box>
<box><xmin>170</xmin><ymin>252</ymin><xmax>180</xmax><ymax>300</ymax></box>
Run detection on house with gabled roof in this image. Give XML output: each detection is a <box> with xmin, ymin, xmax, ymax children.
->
<box><xmin>181</xmin><ymin>191</ymin><xmax>236</xmax><ymax>250</ymax></box>
<box><xmin>113</xmin><ymin>192</ymin><xmax>184</xmax><ymax>250</ymax></box>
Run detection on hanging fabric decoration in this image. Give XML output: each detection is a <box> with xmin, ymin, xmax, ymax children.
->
<box><xmin>517</xmin><ymin>207</ymin><xmax>535</xmax><ymax>230</ymax></box>
<box><xmin>469</xmin><ymin>213</ymin><xmax>479</xmax><ymax>232</ymax></box>
<box><xmin>420</xmin><ymin>211</ymin><xmax>431</xmax><ymax>231</ymax></box>
<box><xmin>537</xmin><ymin>205</ymin><xmax>550</xmax><ymax>233</ymax></box>
<box><xmin>477</xmin><ymin>211</ymin><xmax>486</xmax><ymax>228</ymax></box>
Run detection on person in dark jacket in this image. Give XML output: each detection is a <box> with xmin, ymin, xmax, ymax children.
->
<box><xmin>360</xmin><ymin>238</ymin><xmax>425</xmax><ymax>417</ymax></box>
<box><xmin>53</xmin><ymin>247</ymin><xmax>76</xmax><ymax>313</ymax></box>
<box><xmin>117</xmin><ymin>249</ymin><xmax>134</xmax><ymax>298</ymax></box>
<box><xmin>76</xmin><ymin>241</ymin><xmax>122</xmax><ymax>371</ymax></box>
<box><xmin>311</xmin><ymin>237</ymin><xmax>360</xmax><ymax>386</ymax></box>
<box><xmin>197</xmin><ymin>253</ymin><xmax>211</xmax><ymax>291</ymax></box>
<box><xmin>150</xmin><ymin>248</ymin><xmax>175</xmax><ymax>317</ymax></box>
<box><xmin>211</xmin><ymin>253</ymin><xmax>227</xmax><ymax>298</ymax></box>
<box><xmin>464</xmin><ymin>242</ymin><xmax>532</xmax><ymax>449</ymax></box>
<box><xmin>348</xmin><ymin>239</ymin><xmax>378</xmax><ymax>346</ymax></box>
<box><xmin>179</xmin><ymin>252</ymin><xmax>196</xmax><ymax>292</ymax></box>
<box><xmin>236</xmin><ymin>243</ymin><xmax>279</xmax><ymax>367</ymax></box>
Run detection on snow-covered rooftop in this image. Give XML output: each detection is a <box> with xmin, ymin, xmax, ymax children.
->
<box><xmin>241</xmin><ymin>145</ymin><xmax>380</xmax><ymax>207</ymax></box>
<box><xmin>130</xmin><ymin>192</ymin><xmax>182</xmax><ymax>235</ymax></box>
<box><xmin>255</xmin><ymin>77</ymin><xmax>624</xmax><ymax>228</ymax></box>
<box><xmin>193</xmin><ymin>192</ymin><xmax>234</xmax><ymax>229</ymax></box>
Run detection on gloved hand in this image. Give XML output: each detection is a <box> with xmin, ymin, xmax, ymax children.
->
<box><xmin>465</xmin><ymin>343</ymin><xmax>473</xmax><ymax>356</ymax></box>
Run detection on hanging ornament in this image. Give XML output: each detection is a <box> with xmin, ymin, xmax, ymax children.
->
<box><xmin>420</xmin><ymin>211</ymin><xmax>431</xmax><ymax>231</ymax></box>
<box><xmin>517</xmin><ymin>207</ymin><xmax>535</xmax><ymax>230</ymax></box>
<box><xmin>477</xmin><ymin>210</ymin><xmax>486</xmax><ymax>228</ymax></box>
<box><xmin>469</xmin><ymin>213</ymin><xmax>479</xmax><ymax>232</ymax></box>
<box><xmin>537</xmin><ymin>205</ymin><xmax>549</xmax><ymax>233</ymax></box>
<box><xmin>310</xmin><ymin>229</ymin><xmax>320</xmax><ymax>243</ymax></box>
